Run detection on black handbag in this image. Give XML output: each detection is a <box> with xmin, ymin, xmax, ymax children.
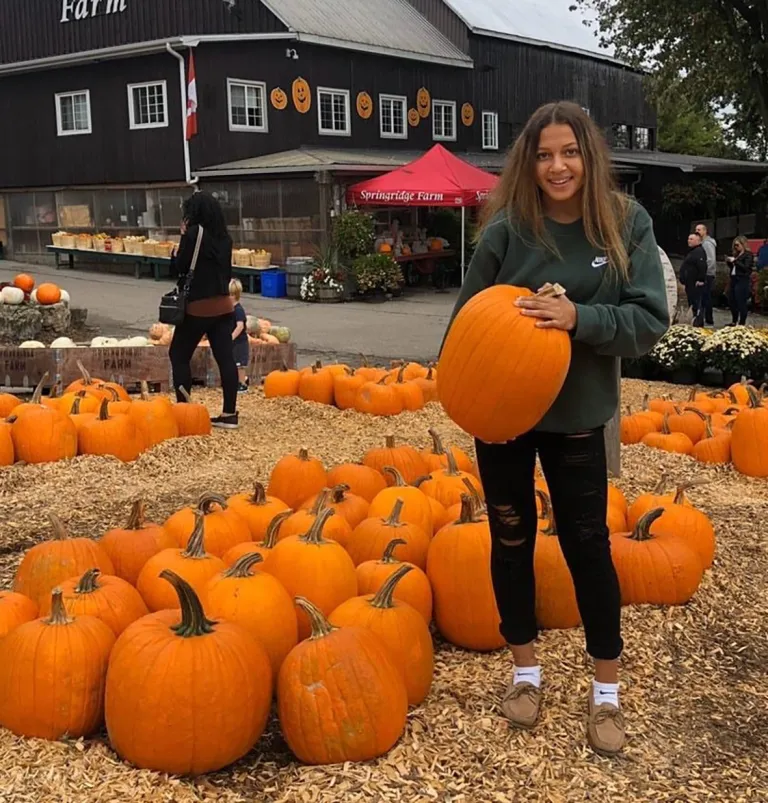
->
<box><xmin>159</xmin><ymin>225</ymin><xmax>204</xmax><ymax>325</ymax></box>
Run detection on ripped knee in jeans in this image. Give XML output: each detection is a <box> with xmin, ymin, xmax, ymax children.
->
<box><xmin>488</xmin><ymin>504</ymin><xmax>527</xmax><ymax>548</ymax></box>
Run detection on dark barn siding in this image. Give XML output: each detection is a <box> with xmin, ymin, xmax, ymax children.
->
<box><xmin>0</xmin><ymin>0</ymin><xmax>286</xmax><ymax>65</ymax></box>
<box><xmin>403</xmin><ymin>0</ymin><xmax>470</xmax><ymax>53</ymax></box>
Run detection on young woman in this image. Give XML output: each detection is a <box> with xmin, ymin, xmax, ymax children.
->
<box><xmin>442</xmin><ymin>102</ymin><xmax>669</xmax><ymax>755</ymax></box>
<box><xmin>726</xmin><ymin>235</ymin><xmax>755</xmax><ymax>326</ymax></box>
<box><xmin>169</xmin><ymin>192</ymin><xmax>240</xmax><ymax>429</ymax></box>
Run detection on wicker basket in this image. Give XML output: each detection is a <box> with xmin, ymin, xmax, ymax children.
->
<box><xmin>93</xmin><ymin>237</ymin><xmax>108</xmax><ymax>252</ymax></box>
<box><xmin>155</xmin><ymin>242</ymin><xmax>175</xmax><ymax>259</ymax></box>
<box><xmin>76</xmin><ymin>235</ymin><xmax>94</xmax><ymax>250</ymax></box>
<box><xmin>250</xmin><ymin>252</ymin><xmax>271</xmax><ymax>268</ymax></box>
<box><xmin>59</xmin><ymin>234</ymin><xmax>76</xmax><ymax>249</ymax></box>
<box><xmin>123</xmin><ymin>239</ymin><xmax>145</xmax><ymax>255</ymax></box>
<box><xmin>110</xmin><ymin>238</ymin><xmax>125</xmax><ymax>253</ymax></box>
<box><xmin>233</xmin><ymin>250</ymin><xmax>253</xmax><ymax>268</ymax></box>
<box><xmin>142</xmin><ymin>241</ymin><xmax>160</xmax><ymax>257</ymax></box>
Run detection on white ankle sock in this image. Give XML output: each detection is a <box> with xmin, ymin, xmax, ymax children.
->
<box><xmin>593</xmin><ymin>680</ymin><xmax>620</xmax><ymax>709</ymax></box>
<box><xmin>513</xmin><ymin>665</ymin><xmax>541</xmax><ymax>689</ymax></box>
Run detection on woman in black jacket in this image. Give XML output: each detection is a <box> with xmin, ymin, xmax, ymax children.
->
<box><xmin>169</xmin><ymin>192</ymin><xmax>239</xmax><ymax>429</ymax></box>
<box><xmin>726</xmin><ymin>235</ymin><xmax>755</xmax><ymax>326</ymax></box>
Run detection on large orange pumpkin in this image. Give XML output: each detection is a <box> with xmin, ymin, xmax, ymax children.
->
<box><xmin>12</xmin><ymin>273</ymin><xmax>35</xmax><ymax>293</ymax></box>
<box><xmin>129</xmin><ymin>382</ymin><xmax>179</xmax><ymax>447</ymax></box>
<box><xmin>204</xmin><ymin>552</ymin><xmax>298</xmax><ymax>679</ymax></box>
<box><xmin>277</xmin><ymin>596</ymin><xmax>408</xmax><ymax>765</ymax></box>
<box><xmin>0</xmin><ymin>392</ymin><xmax>21</xmax><ymax>418</ymax></box>
<box><xmin>0</xmin><ymin>591</ymin><xmax>39</xmax><ymax>638</ymax></box>
<box><xmin>264</xmin><ymin>509</ymin><xmax>358</xmax><ymax>640</ymax></box>
<box><xmin>13</xmin><ymin>515</ymin><xmax>115</xmax><ymax>607</ymax></box>
<box><xmin>426</xmin><ymin>495</ymin><xmax>505</xmax><ymax>651</ymax></box>
<box><xmin>417</xmin><ymin>450</ymin><xmax>484</xmax><ymax>509</ymax></box>
<box><xmin>267</xmin><ymin>447</ymin><xmax>328</xmax><ymax>511</ymax></box>
<box><xmin>0</xmin><ymin>419</ymin><xmax>13</xmax><ymax>466</ymax></box>
<box><xmin>78</xmin><ymin>397</ymin><xmax>142</xmax><ymax>462</ymax></box>
<box><xmin>279</xmin><ymin>488</ymin><xmax>354</xmax><ymax>548</ymax></box>
<box><xmin>438</xmin><ymin>284</ymin><xmax>571</xmax><ymax>443</ymax></box>
<box><xmin>302</xmin><ymin>483</ymin><xmax>370</xmax><ymax>529</ymax></box>
<box><xmin>731</xmin><ymin>386</ymin><xmax>768</xmax><ymax>477</ymax></box>
<box><xmin>368</xmin><ymin>466</ymin><xmax>433</xmax><ymax>536</ymax></box>
<box><xmin>36</xmin><ymin>283</ymin><xmax>62</xmax><ymax>305</ymax></box>
<box><xmin>264</xmin><ymin>363</ymin><xmax>301</xmax><ymax>398</ymax></box>
<box><xmin>172</xmin><ymin>388</ymin><xmax>212</xmax><ymax>436</ymax></box>
<box><xmin>164</xmin><ymin>493</ymin><xmax>251</xmax><ymax>557</ymax></box>
<box><xmin>226</xmin><ymin>482</ymin><xmax>290</xmax><ymax>540</ymax></box>
<box><xmin>334</xmin><ymin>368</ymin><xmax>367</xmax><ymax>410</ymax></box>
<box><xmin>327</xmin><ymin>462</ymin><xmax>387</xmax><ymax>502</ymax></box>
<box><xmin>363</xmin><ymin>435</ymin><xmax>428</xmax><ymax>485</ymax></box>
<box><xmin>0</xmin><ymin>589</ymin><xmax>115</xmax><ymax>740</ymax></box>
<box><xmin>106</xmin><ymin>571</ymin><xmax>273</xmax><ymax>776</ymax></box>
<box><xmin>329</xmin><ymin>565</ymin><xmax>434</xmax><ymax>705</ymax></box>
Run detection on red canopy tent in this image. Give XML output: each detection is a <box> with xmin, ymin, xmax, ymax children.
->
<box><xmin>347</xmin><ymin>144</ymin><xmax>497</xmax><ymax>281</ymax></box>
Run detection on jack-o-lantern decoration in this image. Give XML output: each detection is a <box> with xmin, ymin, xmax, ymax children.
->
<box><xmin>461</xmin><ymin>103</ymin><xmax>475</xmax><ymax>127</ymax></box>
<box><xmin>271</xmin><ymin>87</ymin><xmax>288</xmax><ymax>110</ymax></box>
<box><xmin>292</xmin><ymin>77</ymin><xmax>312</xmax><ymax>114</ymax></box>
<box><xmin>416</xmin><ymin>88</ymin><xmax>431</xmax><ymax>119</ymax></box>
<box><xmin>356</xmin><ymin>92</ymin><xmax>373</xmax><ymax>120</ymax></box>
<box><xmin>408</xmin><ymin>108</ymin><xmax>420</xmax><ymax>127</ymax></box>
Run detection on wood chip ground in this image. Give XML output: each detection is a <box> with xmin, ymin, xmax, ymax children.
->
<box><xmin>0</xmin><ymin>379</ymin><xmax>766</xmax><ymax>802</ymax></box>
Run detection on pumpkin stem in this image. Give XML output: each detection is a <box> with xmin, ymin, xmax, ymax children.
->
<box><xmin>49</xmin><ymin>382</ymin><xmax>61</xmax><ymax>400</ymax></box>
<box><xmin>126</xmin><ymin>499</ymin><xmax>147</xmax><ymax>530</ymax></box>
<box><xmin>625</xmin><ymin>405</ymin><xmax>632</xmax><ymax>416</ymax></box>
<box><xmin>660</xmin><ymin>414</ymin><xmax>671</xmax><ymax>435</ymax></box>
<box><xmin>443</xmin><ymin>449</ymin><xmax>462</xmax><ymax>477</ymax></box>
<box><xmin>48</xmin><ymin>513</ymin><xmax>70</xmax><ymax>540</ymax></box>
<box><xmin>70</xmin><ymin>396</ymin><xmax>83</xmax><ymax>415</ymax></box>
<box><xmin>370</xmin><ymin>564</ymin><xmax>413</xmax><ymax>609</ymax></box>
<box><xmin>630</xmin><ymin>508</ymin><xmax>666</xmax><ymax>541</ymax></box>
<box><xmin>384</xmin><ymin>434</ymin><xmax>396</xmax><ymax>449</ymax></box>
<box><xmin>687</xmin><ymin>387</ymin><xmax>698</xmax><ymax>402</ymax></box>
<box><xmin>97</xmin><ymin>397</ymin><xmax>110</xmax><ymax>421</ymax></box>
<box><xmin>179</xmin><ymin>386</ymin><xmax>193</xmax><ymax>403</ymax></box>
<box><xmin>262</xmin><ymin>510</ymin><xmax>292</xmax><ymax>548</ymax></box>
<box><xmin>140</xmin><ymin>380</ymin><xmax>152</xmax><ymax>401</ymax></box>
<box><xmin>309</xmin><ymin>488</ymin><xmax>331</xmax><ymax>516</ymax></box>
<box><xmin>672</xmin><ymin>479</ymin><xmax>709</xmax><ymax>505</ymax></box>
<box><xmin>703</xmin><ymin>417</ymin><xmax>715</xmax><ymax>440</ymax></box>
<box><xmin>745</xmin><ymin>385</ymin><xmax>763</xmax><ymax>409</ymax></box>
<box><xmin>223</xmin><ymin>552</ymin><xmax>265</xmax><ymax>579</ymax></box>
<box><xmin>160</xmin><ymin>570</ymin><xmax>216</xmax><ymax>637</ymax></box>
<box><xmin>75</xmin><ymin>568</ymin><xmax>102</xmax><ymax>594</ymax></box>
<box><xmin>458</xmin><ymin>494</ymin><xmax>485</xmax><ymax>524</ymax></box>
<box><xmin>359</xmin><ymin>353</ymin><xmax>370</xmax><ymax>368</ymax></box>
<box><xmin>641</xmin><ymin>393</ymin><xmax>651</xmax><ymax>412</ymax></box>
<box><xmin>300</xmin><ymin>507</ymin><xmax>335</xmax><ymax>544</ymax></box>
<box><xmin>723</xmin><ymin>406</ymin><xmax>742</xmax><ymax>416</ymax></box>
<box><xmin>461</xmin><ymin>476</ymin><xmax>485</xmax><ymax>515</ymax></box>
<box><xmin>198</xmin><ymin>492</ymin><xmax>228</xmax><ymax>514</ymax></box>
<box><xmin>382</xmin><ymin>465</ymin><xmax>407</xmax><ymax>487</ymax></box>
<box><xmin>425</xmin><ymin>366</ymin><xmax>434</xmax><ymax>381</ymax></box>
<box><xmin>381</xmin><ymin>538</ymin><xmax>407</xmax><ymax>563</ymax></box>
<box><xmin>29</xmin><ymin>372</ymin><xmax>50</xmax><ymax>405</ymax></box>
<box><xmin>45</xmin><ymin>588</ymin><xmax>73</xmax><ymax>625</ymax></box>
<box><xmin>76</xmin><ymin>360</ymin><xmax>94</xmax><ymax>386</ymax></box>
<box><xmin>100</xmin><ymin>385</ymin><xmax>120</xmax><ymax>402</ymax></box>
<box><xmin>182</xmin><ymin>511</ymin><xmax>207</xmax><ymax>559</ymax></box>
<box><xmin>727</xmin><ymin>389</ymin><xmax>740</xmax><ymax>405</ymax></box>
<box><xmin>685</xmin><ymin>407</ymin><xmax>707</xmax><ymax>422</ymax></box>
<box><xmin>396</xmin><ymin>366</ymin><xmax>407</xmax><ymax>384</ymax></box>
<box><xmin>295</xmin><ymin>595</ymin><xmax>337</xmax><ymax>639</ymax></box>
<box><xmin>297</xmin><ymin>447</ymin><xmax>311</xmax><ymax>462</ymax></box>
<box><xmin>384</xmin><ymin>498</ymin><xmax>405</xmax><ymax>527</ymax></box>
<box><xmin>651</xmin><ymin>473</ymin><xmax>668</xmax><ymax>495</ymax></box>
<box><xmin>330</xmin><ymin>484</ymin><xmax>350</xmax><ymax>504</ymax></box>
<box><xmin>249</xmin><ymin>482</ymin><xmax>268</xmax><ymax>506</ymax></box>
<box><xmin>427</xmin><ymin>428</ymin><xmax>445</xmax><ymax>456</ymax></box>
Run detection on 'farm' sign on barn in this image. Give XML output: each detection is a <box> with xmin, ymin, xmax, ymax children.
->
<box><xmin>60</xmin><ymin>0</ymin><xmax>127</xmax><ymax>23</ymax></box>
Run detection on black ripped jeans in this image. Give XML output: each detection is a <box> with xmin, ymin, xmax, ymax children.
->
<box><xmin>475</xmin><ymin>427</ymin><xmax>623</xmax><ymax>661</ymax></box>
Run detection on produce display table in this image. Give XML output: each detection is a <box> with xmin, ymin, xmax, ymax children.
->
<box><xmin>0</xmin><ymin>342</ymin><xmax>296</xmax><ymax>392</ymax></box>
<box><xmin>47</xmin><ymin>246</ymin><xmax>172</xmax><ymax>281</ymax></box>
<box><xmin>230</xmin><ymin>265</ymin><xmax>279</xmax><ymax>295</ymax></box>
<box><xmin>396</xmin><ymin>250</ymin><xmax>457</xmax><ymax>287</ymax></box>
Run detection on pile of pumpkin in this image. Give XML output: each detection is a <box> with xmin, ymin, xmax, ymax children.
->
<box><xmin>0</xmin><ymin>428</ymin><xmax>715</xmax><ymax>776</ymax></box>
<box><xmin>264</xmin><ymin>358</ymin><xmax>437</xmax><ymax>415</ymax></box>
<box><xmin>148</xmin><ymin>317</ymin><xmax>291</xmax><ymax>349</ymax></box>
<box><xmin>0</xmin><ymin>366</ymin><xmax>211</xmax><ymax>467</ymax></box>
<box><xmin>0</xmin><ymin>273</ymin><xmax>69</xmax><ymax>307</ymax></box>
<box><xmin>621</xmin><ymin>380</ymin><xmax>768</xmax><ymax>478</ymax></box>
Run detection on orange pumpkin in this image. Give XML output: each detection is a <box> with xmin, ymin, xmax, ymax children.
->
<box><xmin>12</xmin><ymin>273</ymin><xmax>35</xmax><ymax>293</ymax></box>
<box><xmin>0</xmin><ymin>419</ymin><xmax>14</xmax><ymax>466</ymax></box>
<box><xmin>172</xmin><ymin>387</ymin><xmax>212</xmax><ymax>437</ymax></box>
<box><xmin>0</xmin><ymin>591</ymin><xmax>38</xmax><ymax>638</ymax></box>
<box><xmin>292</xmin><ymin>76</ymin><xmax>311</xmax><ymax>113</ymax></box>
<box><xmin>378</xmin><ymin>243</ymin><xmax>393</xmax><ymax>254</ymax></box>
<box><xmin>298</xmin><ymin>363</ymin><xmax>335</xmax><ymax>405</ymax></box>
<box><xmin>368</xmin><ymin>466</ymin><xmax>433</xmax><ymax>536</ymax></box>
<box><xmin>36</xmin><ymin>283</ymin><xmax>62</xmax><ymax>305</ymax></box>
<box><xmin>363</xmin><ymin>434</ymin><xmax>428</xmax><ymax>485</ymax></box>
<box><xmin>227</xmin><ymin>482</ymin><xmax>290</xmax><ymax>541</ymax></box>
<box><xmin>264</xmin><ymin>362</ymin><xmax>301</xmax><ymax>398</ymax></box>
<box><xmin>267</xmin><ymin>447</ymin><xmax>327</xmax><ymax>511</ymax></box>
<box><xmin>280</xmin><ymin>488</ymin><xmax>354</xmax><ymax>548</ymax></box>
<box><xmin>327</xmin><ymin>463</ymin><xmax>387</xmax><ymax>503</ymax></box>
<box><xmin>164</xmin><ymin>493</ymin><xmax>251</xmax><ymax>558</ymax></box>
<box><xmin>0</xmin><ymin>392</ymin><xmax>21</xmax><ymax>418</ymax></box>
<box><xmin>222</xmin><ymin>510</ymin><xmax>291</xmax><ymax>567</ymax></box>
<box><xmin>417</xmin><ymin>451</ymin><xmax>484</xmax><ymax>509</ymax></box>
<box><xmin>438</xmin><ymin>284</ymin><xmax>571</xmax><ymax>444</ymax></box>
<box><xmin>334</xmin><ymin>368</ymin><xmax>367</xmax><ymax>410</ymax></box>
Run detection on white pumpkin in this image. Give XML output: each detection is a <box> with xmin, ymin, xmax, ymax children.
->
<box><xmin>1</xmin><ymin>286</ymin><xmax>24</xmax><ymax>305</ymax></box>
<box><xmin>59</xmin><ymin>289</ymin><xmax>70</xmax><ymax>305</ymax></box>
<box><xmin>29</xmin><ymin>289</ymin><xmax>38</xmax><ymax>304</ymax></box>
<box><xmin>126</xmin><ymin>336</ymin><xmax>149</xmax><ymax>347</ymax></box>
<box><xmin>19</xmin><ymin>340</ymin><xmax>45</xmax><ymax>349</ymax></box>
<box><xmin>91</xmin><ymin>336</ymin><xmax>119</xmax><ymax>347</ymax></box>
<box><xmin>50</xmin><ymin>336</ymin><xmax>76</xmax><ymax>348</ymax></box>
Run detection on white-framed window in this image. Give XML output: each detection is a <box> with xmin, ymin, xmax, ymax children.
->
<box><xmin>318</xmin><ymin>87</ymin><xmax>351</xmax><ymax>136</ymax></box>
<box><xmin>55</xmin><ymin>90</ymin><xmax>92</xmax><ymax>136</ymax></box>
<box><xmin>482</xmin><ymin>111</ymin><xmax>499</xmax><ymax>150</ymax></box>
<box><xmin>432</xmin><ymin>100</ymin><xmax>456</xmax><ymax>142</ymax></box>
<box><xmin>379</xmin><ymin>94</ymin><xmax>407</xmax><ymax>140</ymax></box>
<box><xmin>127</xmin><ymin>81</ymin><xmax>168</xmax><ymax>130</ymax></box>
<box><xmin>227</xmin><ymin>79</ymin><xmax>268</xmax><ymax>133</ymax></box>
<box><xmin>635</xmin><ymin>126</ymin><xmax>651</xmax><ymax>150</ymax></box>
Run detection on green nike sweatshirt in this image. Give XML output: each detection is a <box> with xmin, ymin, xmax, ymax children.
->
<box><xmin>442</xmin><ymin>200</ymin><xmax>670</xmax><ymax>434</ymax></box>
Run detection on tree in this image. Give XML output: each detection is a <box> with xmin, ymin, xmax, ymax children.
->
<box><xmin>571</xmin><ymin>0</ymin><xmax>768</xmax><ymax>157</ymax></box>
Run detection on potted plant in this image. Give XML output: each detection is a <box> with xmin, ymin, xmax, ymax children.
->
<box><xmin>700</xmin><ymin>325</ymin><xmax>768</xmax><ymax>386</ymax></box>
<box><xmin>351</xmin><ymin>253</ymin><xmax>401</xmax><ymax>300</ymax></box>
<box><xmin>647</xmin><ymin>325</ymin><xmax>707</xmax><ymax>385</ymax></box>
<box><xmin>333</xmin><ymin>210</ymin><xmax>375</xmax><ymax>264</ymax></box>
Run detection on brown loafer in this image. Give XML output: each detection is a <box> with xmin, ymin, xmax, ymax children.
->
<box><xmin>501</xmin><ymin>681</ymin><xmax>542</xmax><ymax>730</ymax></box>
<box><xmin>587</xmin><ymin>693</ymin><xmax>626</xmax><ymax>756</ymax></box>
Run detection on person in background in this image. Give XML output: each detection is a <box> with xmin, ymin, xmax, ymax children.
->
<box><xmin>442</xmin><ymin>101</ymin><xmax>668</xmax><ymax>756</ymax></box>
<box><xmin>726</xmin><ymin>235</ymin><xmax>755</xmax><ymax>326</ymax></box>
<box><xmin>169</xmin><ymin>191</ymin><xmax>240</xmax><ymax>429</ymax></box>
<box><xmin>679</xmin><ymin>233</ymin><xmax>708</xmax><ymax>326</ymax></box>
<box><xmin>658</xmin><ymin>246</ymin><xmax>678</xmax><ymax>322</ymax></box>
<box><xmin>757</xmin><ymin>238</ymin><xmax>768</xmax><ymax>271</ymax></box>
<box><xmin>695</xmin><ymin>223</ymin><xmax>717</xmax><ymax>325</ymax></box>
<box><xmin>229</xmin><ymin>279</ymin><xmax>250</xmax><ymax>393</ymax></box>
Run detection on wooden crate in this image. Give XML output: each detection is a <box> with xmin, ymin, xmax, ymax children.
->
<box><xmin>60</xmin><ymin>347</ymin><xmax>172</xmax><ymax>392</ymax></box>
<box><xmin>249</xmin><ymin>343</ymin><xmax>296</xmax><ymax>383</ymax></box>
<box><xmin>0</xmin><ymin>348</ymin><xmax>61</xmax><ymax>390</ymax></box>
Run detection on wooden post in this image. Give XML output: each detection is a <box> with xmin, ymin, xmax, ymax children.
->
<box><xmin>604</xmin><ymin>370</ymin><xmax>621</xmax><ymax>477</ymax></box>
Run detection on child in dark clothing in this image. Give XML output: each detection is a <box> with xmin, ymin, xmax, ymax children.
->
<box><xmin>229</xmin><ymin>279</ymin><xmax>250</xmax><ymax>392</ymax></box>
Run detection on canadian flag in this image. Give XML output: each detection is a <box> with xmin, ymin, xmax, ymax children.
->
<box><xmin>186</xmin><ymin>50</ymin><xmax>198</xmax><ymax>140</ymax></box>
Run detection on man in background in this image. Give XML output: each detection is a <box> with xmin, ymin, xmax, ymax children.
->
<box><xmin>695</xmin><ymin>223</ymin><xmax>717</xmax><ymax>325</ymax></box>
<box><xmin>679</xmin><ymin>232</ymin><xmax>708</xmax><ymax>326</ymax></box>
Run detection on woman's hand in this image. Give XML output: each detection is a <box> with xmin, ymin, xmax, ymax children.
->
<box><xmin>516</xmin><ymin>289</ymin><xmax>578</xmax><ymax>331</ymax></box>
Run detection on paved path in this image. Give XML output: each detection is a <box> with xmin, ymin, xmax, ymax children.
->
<box><xmin>0</xmin><ymin>260</ymin><xmax>455</xmax><ymax>365</ymax></box>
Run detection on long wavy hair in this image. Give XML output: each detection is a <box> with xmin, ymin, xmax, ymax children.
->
<box><xmin>480</xmin><ymin>101</ymin><xmax>632</xmax><ymax>282</ymax></box>
<box><xmin>182</xmin><ymin>191</ymin><xmax>230</xmax><ymax>241</ymax></box>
